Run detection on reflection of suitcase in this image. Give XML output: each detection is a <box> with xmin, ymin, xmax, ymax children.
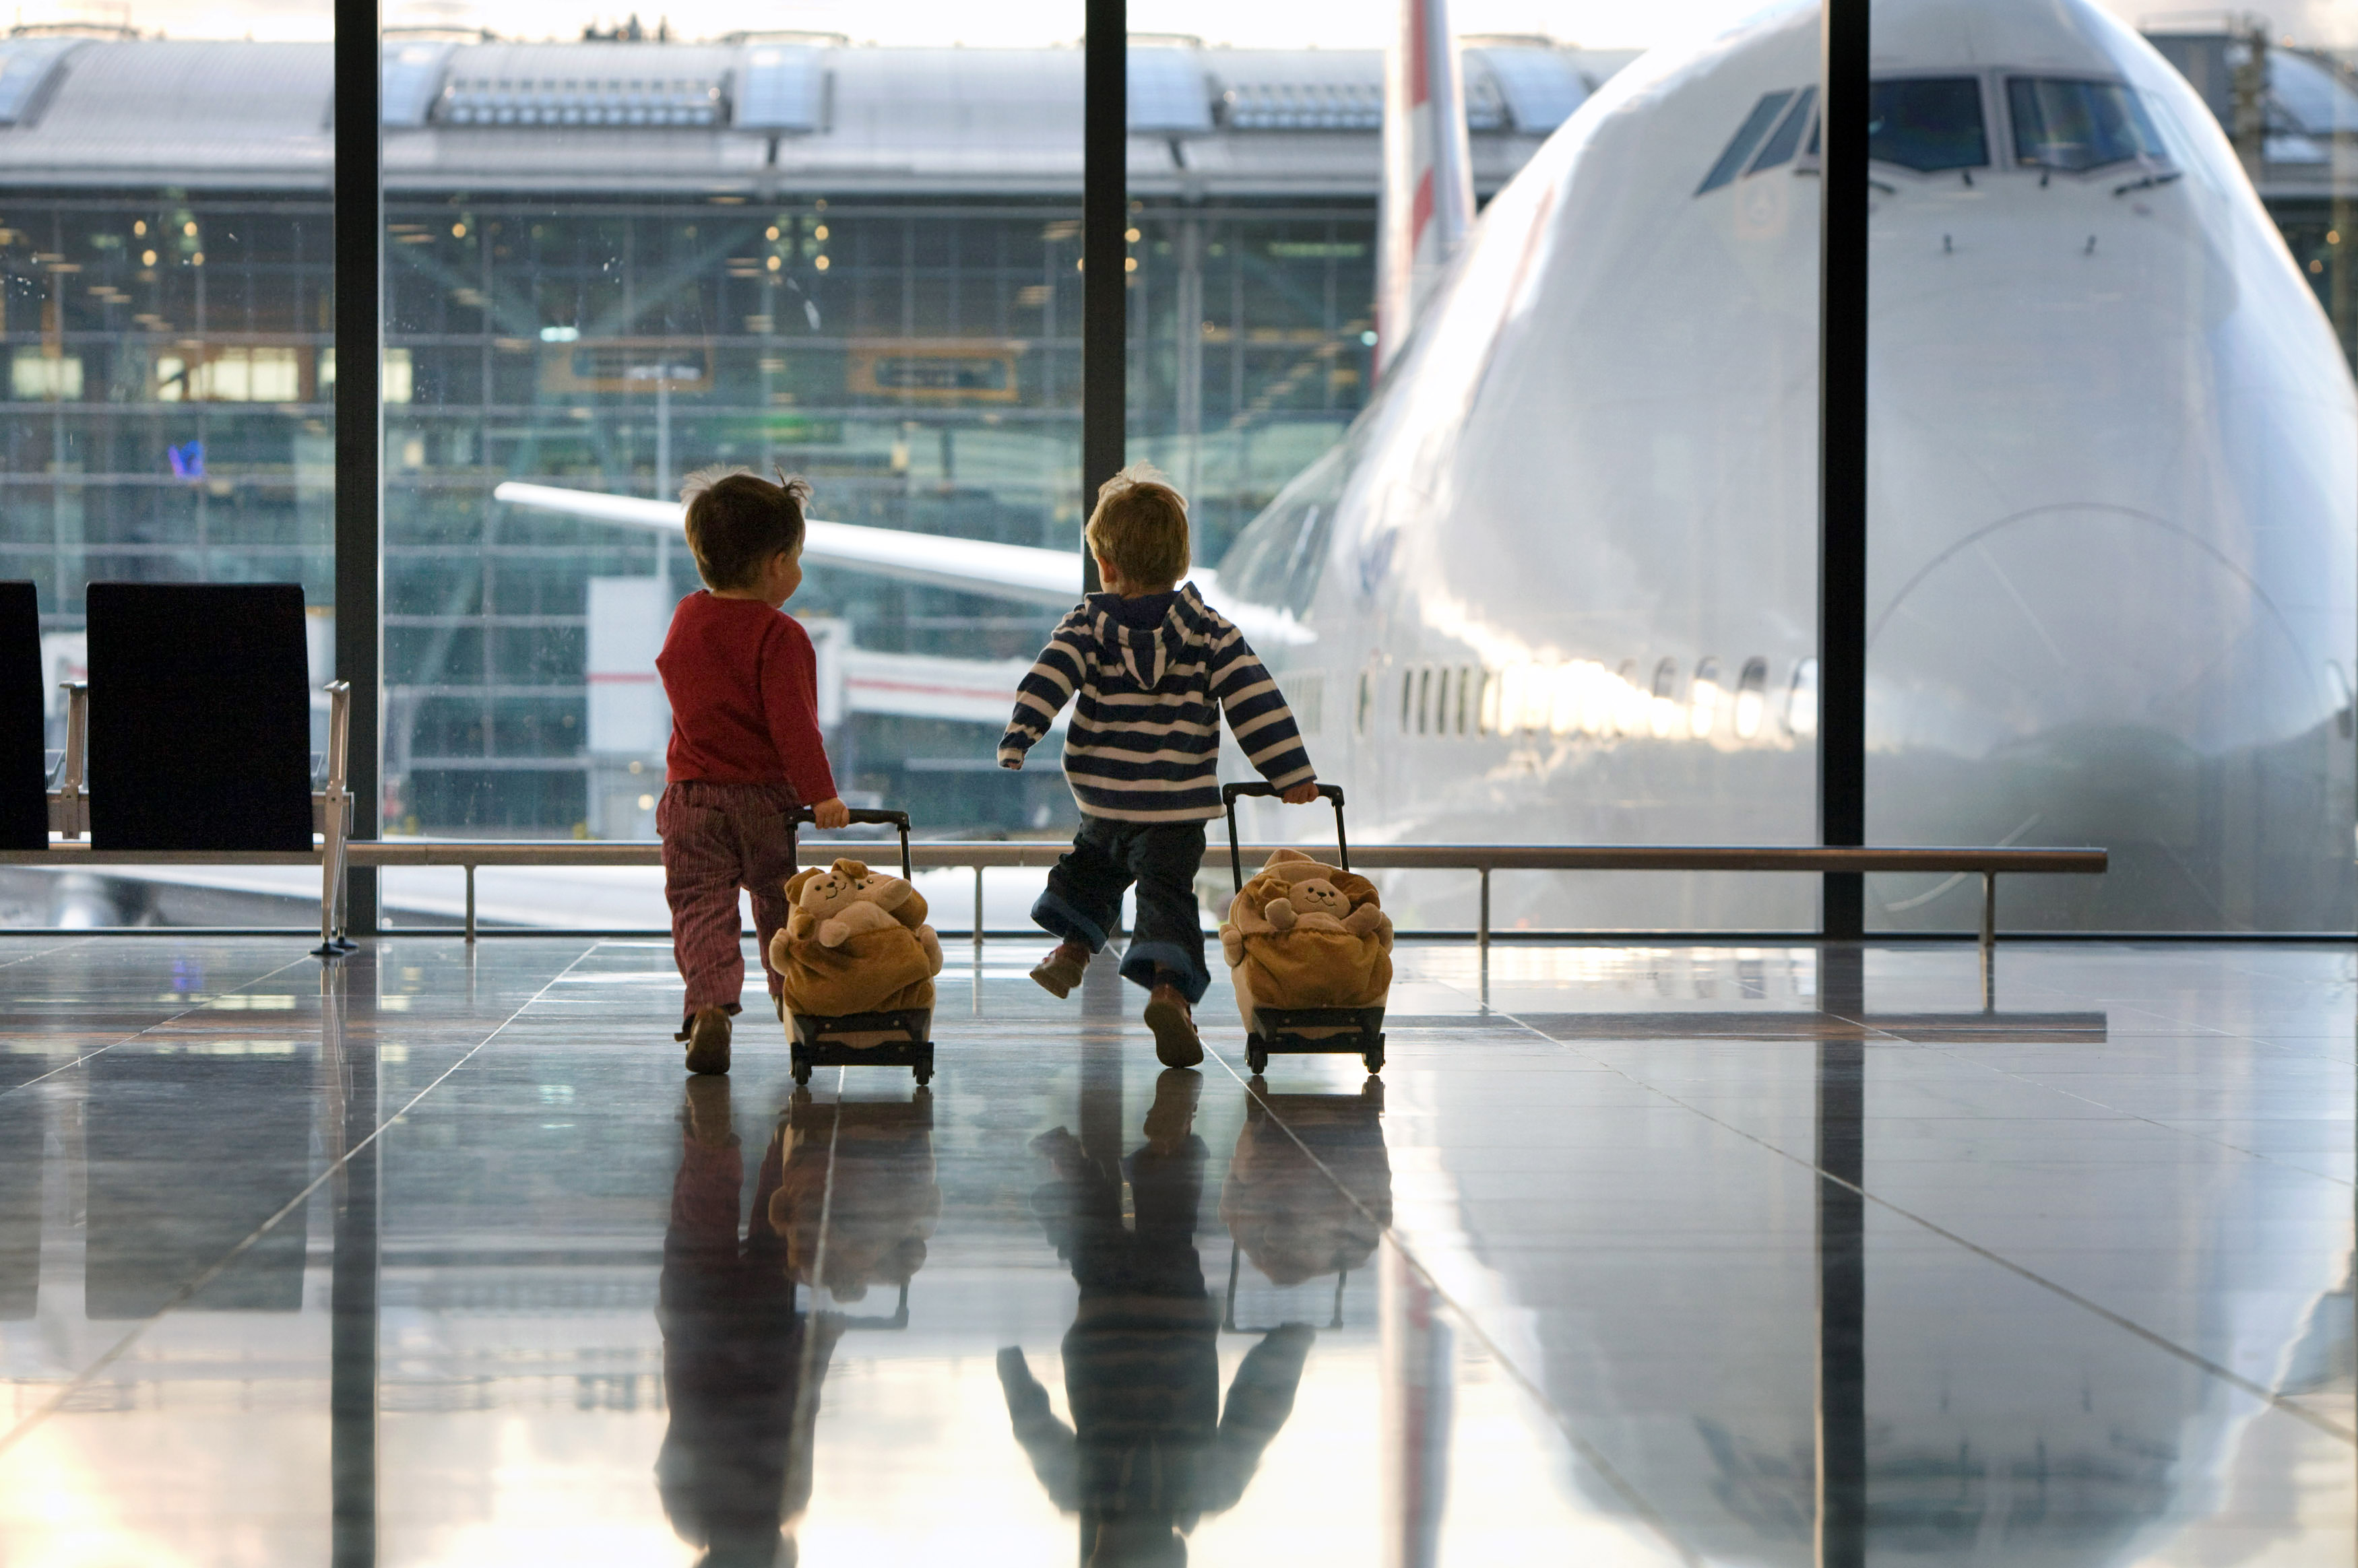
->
<box><xmin>1221</xmin><ymin>782</ymin><xmax>1387</xmax><ymax>1078</ymax></box>
<box><xmin>1223</xmin><ymin>1078</ymin><xmax>1386</xmax><ymax>1333</ymax></box>
<box><xmin>784</xmin><ymin>807</ymin><xmax>936</xmax><ymax>1087</ymax></box>
<box><xmin>786</xmin><ymin>1087</ymin><xmax>932</xmax><ymax>1328</ymax></box>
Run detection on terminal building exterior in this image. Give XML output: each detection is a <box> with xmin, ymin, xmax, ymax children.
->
<box><xmin>0</xmin><ymin>27</ymin><xmax>2350</xmax><ymax>839</ymax></box>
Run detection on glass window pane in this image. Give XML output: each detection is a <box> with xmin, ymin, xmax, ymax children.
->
<box><xmin>1870</xmin><ymin>77</ymin><xmax>1988</xmax><ymax>172</ymax></box>
<box><xmin>0</xmin><ymin>27</ymin><xmax>333</xmax><ymax>929</ymax></box>
<box><xmin>1748</xmin><ymin>86</ymin><xmax>1817</xmax><ymax>175</ymax></box>
<box><xmin>1874</xmin><ymin>26</ymin><xmax>2357</xmax><ymax>934</ymax></box>
<box><xmin>1697</xmin><ymin>89</ymin><xmax>1797</xmax><ymax>195</ymax></box>
<box><xmin>2008</xmin><ymin>76</ymin><xmax>2170</xmax><ymax>172</ymax></box>
<box><xmin>379</xmin><ymin>34</ymin><xmax>1083</xmax><ymax>901</ymax></box>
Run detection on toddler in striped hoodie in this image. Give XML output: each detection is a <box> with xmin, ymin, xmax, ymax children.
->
<box><xmin>999</xmin><ymin>466</ymin><xmax>1321</xmax><ymax>1067</ymax></box>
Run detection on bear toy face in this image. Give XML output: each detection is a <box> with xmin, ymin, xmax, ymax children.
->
<box><xmin>798</xmin><ymin>869</ymin><xmax>863</xmax><ymax>919</ymax></box>
<box><xmin>1292</xmin><ymin>878</ymin><xmax>1348</xmax><ymax>920</ymax></box>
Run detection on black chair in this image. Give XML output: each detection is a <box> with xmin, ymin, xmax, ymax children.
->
<box><xmin>0</xmin><ymin>581</ymin><xmax>49</xmax><ymax>852</ymax></box>
<box><xmin>85</xmin><ymin>583</ymin><xmax>314</xmax><ymax>853</ymax></box>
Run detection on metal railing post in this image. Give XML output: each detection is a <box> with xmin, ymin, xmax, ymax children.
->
<box><xmin>465</xmin><ymin>863</ymin><xmax>477</xmax><ymax>944</ymax></box>
<box><xmin>314</xmin><ymin>680</ymin><xmax>352</xmax><ymax>958</ymax></box>
<box><xmin>57</xmin><ymin>682</ymin><xmax>87</xmax><ymax>840</ymax></box>
<box><xmin>1980</xmin><ymin>870</ymin><xmax>1996</xmax><ymax>952</ymax></box>
<box><xmin>974</xmin><ymin>863</ymin><xmax>984</xmax><ymax>961</ymax></box>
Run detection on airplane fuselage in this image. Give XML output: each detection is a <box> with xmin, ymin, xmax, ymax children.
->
<box><xmin>1221</xmin><ymin>0</ymin><xmax>2358</xmax><ymax>934</ymax></box>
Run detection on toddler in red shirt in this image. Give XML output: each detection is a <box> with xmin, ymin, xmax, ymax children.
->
<box><xmin>658</xmin><ymin>469</ymin><xmax>850</xmax><ymax>1076</ymax></box>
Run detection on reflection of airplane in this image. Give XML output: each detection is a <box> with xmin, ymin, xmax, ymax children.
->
<box><xmin>501</xmin><ymin>0</ymin><xmax>2357</xmax><ymax>934</ymax></box>
<box><xmin>1409</xmin><ymin>954</ymin><xmax>2353</xmax><ymax>1565</ymax></box>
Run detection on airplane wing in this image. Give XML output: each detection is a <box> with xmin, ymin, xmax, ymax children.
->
<box><xmin>493</xmin><ymin>481</ymin><xmax>1310</xmax><ymax>647</ymax></box>
<box><xmin>494</xmin><ymin>481</ymin><xmax>1081</xmax><ymax>608</ymax></box>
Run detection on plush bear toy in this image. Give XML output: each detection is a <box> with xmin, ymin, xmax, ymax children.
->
<box><xmin>1219</xmin><ymin>848</ymin><xmax>1394</xmax><ymax>1014</ymax></box>
<box><xmin>794</xmin><ymin>861</ymin><xmax>939</xmax><ymax>960</ymax></box>
<box><xmin>1266</xmin><ymin>875</ymin><xmax>1386</xmax><ymax>936</ymax></box>
<box><xmin>772</xmin><ymin>858</ymin><xmax>945</xmax><ymax>1019</ymax></box>
<box><xmin>794</xmin><ymin>864</ymin><xmax>894</xmax><ymax>947</ymax></box>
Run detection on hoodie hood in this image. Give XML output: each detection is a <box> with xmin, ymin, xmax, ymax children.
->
<box><xmin>1085</xmin><ymin>583</ymin><xmax>1211</xmax><ymax>691</ymax></box>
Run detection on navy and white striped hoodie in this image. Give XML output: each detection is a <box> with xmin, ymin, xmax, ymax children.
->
<box><xmin>998</xmin><ymin>585</ymin><xmax>1314</xmax><ymax>822</ymax></box>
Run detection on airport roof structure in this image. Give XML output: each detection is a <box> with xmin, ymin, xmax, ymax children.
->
<box><xmin>0</xmin><ymin>33</ymin><xmax>1635</xmax><ymax>198</ymax></box>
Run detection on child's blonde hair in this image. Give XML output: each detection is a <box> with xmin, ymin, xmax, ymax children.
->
<box><xmin>1084</xmin><ymin>465</ymin><xmax>1190</xmax><ymax>589</ymax></box>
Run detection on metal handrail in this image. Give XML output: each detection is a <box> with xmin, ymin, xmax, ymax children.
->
<box><xmin>321</xmin><ymin>837</ymin><xmax>2105</xmax><ymax>950</ymax></box>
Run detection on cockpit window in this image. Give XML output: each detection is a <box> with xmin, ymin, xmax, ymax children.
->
<box><xmin>1698</xmin><ymin>90</ymin><xmax>1797</xmax><ymax>195</ymax></box>
<box><xmin>1870</xmin><ymin>77</ymin><xmax>1987</xmax><ymax>171</ymax></box>
<box><xmin>1747</xmin><ymin>86</ymin><xmax>1817</xmax><ymax>175</ymax></box>
<box><xmin>2008</xmin><ymin>77</ymin><xmax>2169</xmax><ymax>172</ymax></box>
<box><xmin>1218</xmin><ymin>445</ymin><xmax>1345</xmax><ymax>616</ymax></box>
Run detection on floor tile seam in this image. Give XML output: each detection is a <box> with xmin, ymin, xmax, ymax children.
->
<box><xmin>0</xmin><ymin>950</ymin><xmax>325</xmax><ymax>1105</ymax></box>
<box><xmin>791</xmin><ymin>1068</ymin><xmax>846</xmax><ymax>1438</ymax></box>
<box><xmin>0</xmin><ymin>936</ymin><xmax>100</xmax><ymax>973</ymax></box>
<box><xmin>1899</xmin><ymin>1037</ymin><xmax>2357</xmax><ymax>1192</ymax></box>
<box><xmin>1203</xmin><ymin>1039</ymin><xmax>1706</xmax><ymax>1568</ymax></box>
<box><xmin>1474</xmin><ymin>1002</ymin><xmax>2358</xmax><ymax>1449</ymax></box>
<box><xmin>0</xmin><ymin>938</ymin><xmax>608</xmax><ymax>1463</ymax></box>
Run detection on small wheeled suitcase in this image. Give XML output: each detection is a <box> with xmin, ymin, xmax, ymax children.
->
<box><xmin>784</xmin><ymin>805</ymin><xmax>936</xmax><ymax>1087</ymax></box>
<box><xmin>1221</xmin><ymin>781</ymin><xmax>1387</xmax><ymax>1078</ymax></box>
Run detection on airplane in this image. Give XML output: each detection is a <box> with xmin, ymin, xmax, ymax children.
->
<box><xmin>492</xmin><ymin>0</ymin><xmax>2357</xmax><ymax>938</ymax></box>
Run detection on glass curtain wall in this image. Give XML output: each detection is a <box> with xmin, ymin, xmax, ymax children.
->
<box><xmin>0</xmin><ymin>28</ymin><xmax>335</xmax><ymax>927</ymax></box>
<box><xmin>1863</xmin><ymin>7</ymin><xmax>2358</xmax><ymax>934</ymax></box>
<box><xmin>374</xmin><ymin>36</ymin><xmax>1084</xmax><ymax>927</ymax></box>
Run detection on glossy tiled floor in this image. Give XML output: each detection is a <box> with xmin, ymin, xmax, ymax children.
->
<box><xmin>0</xmin><ymin>936</ymin><xmax>2350</xmax><ymax>1565</ymax></box>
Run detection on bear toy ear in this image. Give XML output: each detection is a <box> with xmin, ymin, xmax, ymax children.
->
<box><xmin>832</xmin><ymin>857</ymin><xmax>869</xmax><ymax>881</ymax></box>
<box><xmin>786</xmin><ymin>867</ymin><xmax>819</xmax><ymax>903</ymax></box>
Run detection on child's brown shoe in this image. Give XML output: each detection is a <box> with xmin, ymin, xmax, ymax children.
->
<box><xmin>1143</xmin><ymin>985</ymin><xmax>1203</xmax><ymax>1069</ymax></box>
<box><xmin>1029</xmin><ymin>941</ymin><xmax>1089</xmax><ymax>999</ymax></box>
<box><xmin>680</xmin><ymin>1006</ymin><xmax>732</xmax><ymax>1076</ymax></box>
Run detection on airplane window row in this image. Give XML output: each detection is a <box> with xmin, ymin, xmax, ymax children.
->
<box><xmin>1699</xmin><ymin>73</ymin><xmax>2170</xmax><ymax>195</ymax></box>
<box><xmin>1362</xmin><ymin>655</ymin><xmax>1820</xmax><ymax>744</ymax></box>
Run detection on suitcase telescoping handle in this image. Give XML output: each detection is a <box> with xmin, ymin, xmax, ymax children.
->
<box><xmin>1221</xmin><ymin>781</ymin><xmax>1348</xmax><ymax>894</ymax></box>
<box><xmin>792</xmin><ymin>804</ymin><xmax>914</xmax><ymax>879</ymax></box>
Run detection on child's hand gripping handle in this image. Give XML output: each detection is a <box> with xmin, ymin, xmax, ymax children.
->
<box><xmin>1220</xmin><ymin>781</ymin><xmax>1349</xmax><ymax>894</ymax></box>
<box><xmin>792</xmin><ymin>804</ymin><xmax>916</xmax><ymax>879</ymax></box>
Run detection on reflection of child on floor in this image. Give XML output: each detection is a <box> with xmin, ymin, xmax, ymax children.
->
<box><xmin>997</xmin><ymin>1071</ymin><xmax>1312</xmax><ymax>1567</ymax></box>
<box><xmin>656</xmin><ymin>1078</ymin><xmax>840</xmax><ymax>1568</ymax></box>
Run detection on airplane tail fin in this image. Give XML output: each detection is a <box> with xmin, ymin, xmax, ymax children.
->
<box><xmin>1376</xmin><ymin>0</ymin><xmax>1476</xmax><ymax>377</ymax></box>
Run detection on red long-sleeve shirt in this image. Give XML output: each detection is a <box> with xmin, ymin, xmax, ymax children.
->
<box><xmin>658</xmin><ymin>592</ymin><xmax>837</xmax><ymax>804</ymax></box>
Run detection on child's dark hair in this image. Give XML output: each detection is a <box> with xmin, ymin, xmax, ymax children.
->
<box><xmin>680</xmin><ymin>467</ymin><xmax>811</xmax><ymax>591</ymax></box>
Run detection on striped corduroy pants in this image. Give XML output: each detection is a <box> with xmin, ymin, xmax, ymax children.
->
<box><xmin>659</xmin><ymin>779</ymin><xmax>800</xmax><ymax>1025</ymax></box>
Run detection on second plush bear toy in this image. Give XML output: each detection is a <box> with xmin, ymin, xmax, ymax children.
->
<box><xmin>795</xmin><ymin>862</ymin><xmax>916</xmax><ymax>948</ymax></box>
<box><xmin>1265</xmin><ymin>875</ymin><xmax>1391</xmax><ymax>940</ymax></box>
<box><xmin>1219</xmin><ymin>848</ymin><xmax>1393</xmax><ymax>1021</ymax></box>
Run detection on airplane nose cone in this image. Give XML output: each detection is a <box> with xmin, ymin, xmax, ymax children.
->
<box><xmin>1868</xmin><ymin>506</ymin><xmax>2351</xmax><ymax>931</ymax></box>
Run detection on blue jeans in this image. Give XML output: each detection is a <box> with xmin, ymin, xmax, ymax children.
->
<box><xmin>1031</xmin><ymin>816</ymin><xmax>1209</xmax><ymax>1004</ymax></box>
